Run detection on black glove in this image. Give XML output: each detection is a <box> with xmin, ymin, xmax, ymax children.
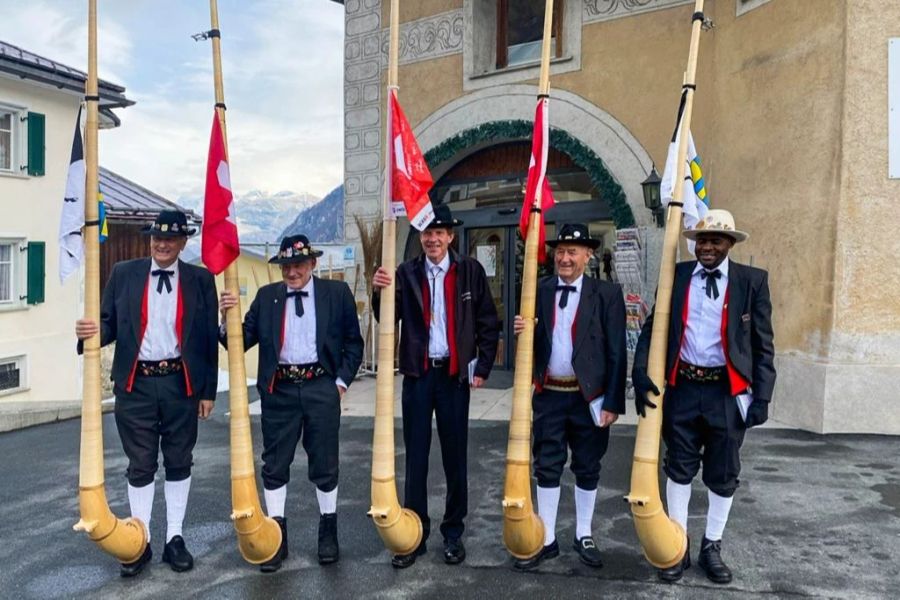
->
<box><xmin>744</xmin><ymin>400</ymin><xmax>769</xmax><ymax>428</ymax></box>
<box><xmin>632</xmin><ymin>368</ymin><xmax>660</xmax><ymax>418</ymax></box>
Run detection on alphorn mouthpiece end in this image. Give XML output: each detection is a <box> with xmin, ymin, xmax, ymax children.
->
<box><xmin>73</xmin><ymin>518</ymin><xmax>98</xmax><ymax>533</ymax></box>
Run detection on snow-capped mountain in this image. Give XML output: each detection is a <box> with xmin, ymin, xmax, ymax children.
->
<box><xmin>280</xmin><ymin>185</ymin><xmax>344</xmax><ymax>243</ymax></box>
<box><xmin>177</xmin><ymin>189</ymin><xmax>321</xmax><ymax>244</ymax></box>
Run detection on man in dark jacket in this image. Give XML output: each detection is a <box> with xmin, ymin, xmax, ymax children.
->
<box><xmin>75</xmin><ymin>210</ymin><xmax>218</xmax><ymax>576</ymax></box>
<box><xmin>372</xmin><ymin>204</ymin><xmax>499</xmax><ymax>568</ymax></box>
<box><xmin>219</xmin><ymin>234</ymin><xmax>363</xmax><ymax>571</ymax></box>
<box><xmin>511</xmin><ymin>224</ymin><xmax>627</xmax><ymax>571</ymax></box>
<box><xmin>632</xmin><ymin>209</ymin><xmax>776</xmax><ymax>585</ymax></box>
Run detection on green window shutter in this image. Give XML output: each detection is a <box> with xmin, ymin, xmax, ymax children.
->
<box><xmin>27</xmin><ymin>112</ymin><xmax>46</xmax><ymax>176</ymax></box>
<box><xmin>26</xmin><ymin>241</ymin><xmax>45</xmax><ymax>305</ymax></box>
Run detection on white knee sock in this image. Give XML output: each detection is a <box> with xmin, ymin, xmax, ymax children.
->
<box><xmin>264</xmin><ymin>485</ymin><xmax>287</xmax><ymax>518</ymax></box>
<box><xmin>705</xmin><ymin>489</ymin><xmax>734</xmax><ymax>541</ymax></box>
<box><xmin>574</xmin><ymin>486</ymin><xmax>597</xmax><ymax>539</ymax></box>
<box><xmin>666</xmin><ymin>478</ymin><xmax>692</xmax><ymax>532</ymax></box>
<box><xmin>128</xmin><ymin>481</ymin><xmax>155</xmax><ymax>543</ymax></box>
<box><xmin>316</xmin><ymin>486</ymin><xmax>338</xmax><ymax>515</ymax></box>
<box><xmin>165</xmin><ymin>477</ymin><xmax>191</xmax><ymax>542</ymax></box>
<box><xmin>536</xmin><ymin>486</ymin><xmax>561</xmax><ymax>546</ymax></box>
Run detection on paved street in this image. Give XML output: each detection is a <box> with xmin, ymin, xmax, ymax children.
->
<box><xmin>0</xmin><ymin>389</ymin><xmax>898</xmax><ymax>599</ymax></box>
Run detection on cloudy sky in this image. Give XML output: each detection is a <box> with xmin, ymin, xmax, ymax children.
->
<box><xmin>0</xmin><ymin>0</ymin><xmax>345</xmax><ymax>201</ymax></box>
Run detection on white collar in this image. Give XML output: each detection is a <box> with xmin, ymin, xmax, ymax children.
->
<box><xmin>287</xmin><ymin>276</ymin><xmax>314</xmax><ymax>294</ymax></box>
<box><xmin>693</xmin><ymin>257</ymin><xmax>730</xmax><ymax>279</ymax></box>
<box><xmin>557</xmin><ymin>274</ymin><xmax>584</xmax><ymax>292</ymax></box>
<box><xmin>427</xmin><ymin>253</ymin><xmax>451</xmax><ymax>273</ymax></box>
<box><xmin>151</xmin><ymin>258</ymin><xmax>179</xmax><ymax>275</ymax></box>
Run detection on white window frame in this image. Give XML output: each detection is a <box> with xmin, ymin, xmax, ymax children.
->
<box><xmin>736</xmin><ymin>0</ymin><xmax>773</xmax><ymax>17</ymax></box>
<box><xmin>0</xmin><ymin>237</ymin><xmax>27</xmax><ymax>311</ymax></box>
<box><xmin>0</xmin><ymin>355</ymin><xmax>28</xmax><ymax>396</ymax></box>
<box><xmin>0</xmin><ymin>102</ymin><xmax>27</xmax><ymax>177</ymax></box>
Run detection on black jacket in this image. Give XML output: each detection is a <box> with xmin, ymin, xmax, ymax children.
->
<box><xmin>80</xmin><ymin>258</ymin><xmax>219</xmax><ymax>399</ymax></box>
<box><xmin>226</xmin><ymin>277</ymin><xmax>364</xmax><ymax>395</ymax></box>
<box><xmin>633</xmin><ymin>260</ymin><xmax>776</xmax><ymax>402</ymax></box>
<box><xmin>374</xmin><ymin>249</ymin><xmax>500</xmax><ymax>382</ymax></box>
<box><xmin>532</xmin><ymin>275</ymin><xmax>628</xmax><ymax>414</ymax></box>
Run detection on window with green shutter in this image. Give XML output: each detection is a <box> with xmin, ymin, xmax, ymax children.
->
<box><xmin>26</xmin><ymin>241</ymin><xmax>45</xmax><ymax>305</ymax></box>
<box><xmin>27</xmin><ymin>112</ymin><xmax>45</xmax><ymax>176</ymax></box>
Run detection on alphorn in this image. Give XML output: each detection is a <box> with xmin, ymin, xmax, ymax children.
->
<box><xmin>205</xmin><ymin>0</ymin><xmax>282</xmax><ymax>563</ymax></box>
<box><xmin>368</xmin><ymin>0</ymin><xmax>424</xmax><ymax>554</ymax></box>
<box><xmin>501</xmin><ymin>0</ymin><xmax>556</xmax><ymax>560</ymax></box>
<box><xmin>73</xmin><ymin>0</ymin><xmax>148</xmax><ymax>562</ymax></box>
<box><xmin>625</xmin><ymin>0</ymin><xmax>707</xmax><ymax>569</ymax></box>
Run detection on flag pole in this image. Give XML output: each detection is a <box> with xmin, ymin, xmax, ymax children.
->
<box><xmin>369</xmin><ymin>0</ymin><xmax>424</xmax><ymax>554</ymax></box>
<box><xmin>73</xmin><ymin>0</ymin><xmax>148</xmax><ymax>562</ymax></box>
<box><xmin>502</xmin><ymin>0</ymin><xmax>555</xmax><ymax>560</ymax></box>
<box><xmin>625</xmin><ymin>0</ymin><xmax>707</xmax><ymax>570</ymax></box>
<box><xmin>206</xmin><ymin>0</ymin><xmax>282</xmax><ymax>564</ymax></box>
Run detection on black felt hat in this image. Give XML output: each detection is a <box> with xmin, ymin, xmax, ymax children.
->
<box><xmin>269</xmin><ymin>234</ymin><xmax>324</xmax><ymax>264</ymax></box>
<box><xmin>545</xmin><ymin>223</ymin><xmax>601</xmax><ymax>249</ymax></box>
<box><xmin>141</xmin><ymin>210</ymin><xmax>197</xmax><ymax>237</ymax></box>
<box><xmin>425</xmin><ymin>204</ymin><xmax>463</xmax><ymax>229</ymax></box>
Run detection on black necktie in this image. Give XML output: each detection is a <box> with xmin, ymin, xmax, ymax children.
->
<box><xmin>286</xmin><ymin>290</ymin><xmax>309</xmax><ymax>317</ymax></box>
<box><xmin>152</xmin><ymin>269</ymin><xmax>174</xmax><ymax>294</ymax></box>
<box><xmin>557</xmin><ymin>285</ymin><xmax>576</xmax><ymax>309</ymax></box>
<box><xmin>701</xmin><ymin>269</ymin><xmax>722</xmax><ymax>300</ymax></box>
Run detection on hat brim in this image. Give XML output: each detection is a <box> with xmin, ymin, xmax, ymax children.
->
<box><xmin>140</xmin><ymin>226</ymin><xmax>197</xmax><ymax>237</ymax></box>
<box><xmin>268</xmin><ymin>251</ymin><xmax>323</xmax><ymax>264</ymax></box>
<box><xmin>546</xmin><ymin>238</ymin><xmax>601</xmax><ymax>250</ymax></box>
<box><xmin>425</xmin><ymin>219</ymin><xmax>463</xmax><ymax>229</ymax></box>
<box><xmin>682</xmin><ymin>228</ymin><xmax>749</xmax><ymax>243</ymax></box>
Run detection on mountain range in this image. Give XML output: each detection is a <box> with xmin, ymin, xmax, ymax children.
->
<box><xmin>279</xmin><ymin>185</ymin><xmax>344</xmax><ymax>242</ymax></box>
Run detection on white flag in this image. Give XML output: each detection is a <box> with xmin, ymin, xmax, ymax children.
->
<box><xmin>59</xmin><ymin>107</ymin><xmax>85</xmax><ymax>283</ymax></box>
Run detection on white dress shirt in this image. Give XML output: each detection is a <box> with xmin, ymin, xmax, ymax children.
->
<box><xmin>681</xmin><ymin>258</ymin><xmax>729</xmax><ymax>367</ymax></box>
<box><xmin>547</xmin><ymin>274</ymin><xmax>582</xmax><ymax>378</ymax></box>
<box><xmin>279</xmin><ymin>277</ymin><xmax>318</xmax><ymax>365</ymax></box>
<box><xmin>139</xmin><ymin>259</ymin><xmax>181</xmax><ymax>361</ymax></box>
<box><xmin>427</xmin><ymin>253</ymin><xmax>451</xmax><ymax>359</ymax></box>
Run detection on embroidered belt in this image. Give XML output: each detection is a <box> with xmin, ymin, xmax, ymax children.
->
<box><xmin>544</xmin><ymin>375</ymin><xmax>579</xmax><ymax>392</ymax></box>
<box><xmin>677</xmin><ymin>362</ymin><xmax>726</xmax><ymax>383</ymax></box>
<box><xmin>137</xmin><ymin>357</ymin><xmax>183</xmax><ymax>377</ymax></box>
<box><xmin>276</xmin><ymin>362</ymin><xmax>326</xmax><ymax>383</ymax></box>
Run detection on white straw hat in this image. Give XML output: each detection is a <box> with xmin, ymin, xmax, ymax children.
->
<box><xmin>682</xmin><ymin>209</ymin><xmax>749</xmax><ymax>243</ymax></box>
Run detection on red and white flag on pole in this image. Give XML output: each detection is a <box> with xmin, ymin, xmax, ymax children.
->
<box><xmin>389</xmin><ymin>89</ymin><xmax>435</xmax><ymax>230</ymax></box>
<box><xmin>202</xmin><ymin>111</ymin><xmax>239</xmax><ymax>274</ymax></box>
<box><xmin>520</xmin><ymin>97</ymin><xmax>555</xmax><ymax>263</ymax></box>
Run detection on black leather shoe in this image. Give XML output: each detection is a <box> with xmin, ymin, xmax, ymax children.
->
<box><xmin>572</xmin><ymin>536</ymin><xmax>603</xmax><ymax>568</ymax></box>
<box><xmin>162</xmin><ymin>535</ymin><xmax>194</xmax><ymax>572</ymax></box>
<box><xmin>318</xmin><ymin>513</ymin><xmax>339</xmax><ymax>565</ymax></box>
<box><xmin>658</xmin><ymin>537</ymin><xmax>691</xmax><ymax>583</ymax></box>
<box><xmin>260</xmin><ymin>516</ymin><xmax>288</xmax><ymax>573</ymax></box>
<box><xmin>513</xmin><ymin>539</ymin><xmax>559</xmax><ymax>571</ymax></box>
<box><xmin>120</xmin><ymin>545</ymin><xmax>152</xmax><ymax>578</ymax></box>
<box><xmin>698</xmin><ymin>536</ymin><xmax>732</xmax><ymax>584</ymax></box>
<box><xmin>443</xmin><ymin>538</ymin><xmax>466</xmax><ymax>565</ymax></box>
<box><xmin>391</xmin><ymin>543</ymin><xmax>426</xmax><ymax>569</ymax></box>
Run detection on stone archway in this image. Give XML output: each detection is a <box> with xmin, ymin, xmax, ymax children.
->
<box><xmin>414</xmin><ymin>84</ymin><xmax>656</xmax><ymax>228</ymax></box>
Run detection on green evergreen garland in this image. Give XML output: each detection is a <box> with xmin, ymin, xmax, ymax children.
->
<box><xmin>423</xmin><ymin>120</ymin><xmax>636</xmax><ymax>228</ymax></box>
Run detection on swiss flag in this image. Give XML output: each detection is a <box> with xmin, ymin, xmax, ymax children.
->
<box><xmin>389</xmin><ymin>89</ymin><xmax>435</xmax><ymax>230</ymax></box>
<box><xmin>519</xmin><ymin>97</ymin><xmax>555</xmax><ymax>263</ymax></box>
<box><xmin>202</xmin><ymin>111</ymin><xmax>239</xmax><ymax>274</ymax></box>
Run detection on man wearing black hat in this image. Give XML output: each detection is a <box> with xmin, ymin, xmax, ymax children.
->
<box><xmin>219</xmin><ymin>234</ymin><xmax>363</xmax><ymax>572</ymax></box>
<box><xmin>75</xmin><ymin>210</ymin><xmax>219</xmax><ymax>576</ymax></box>
<box><xmin>372</xmin><ymin>204</ymin><xmax>499</xmax><ymax>568</ymax></box>
<box><xmin>512</xmin><ymin>223</ymin><xmax>627</xmax><ymax>571</ymax></box>
<box><xmin>632</xmin><ymin>210</ymin><xmax>775</xmax><ymax>585</ymax></box>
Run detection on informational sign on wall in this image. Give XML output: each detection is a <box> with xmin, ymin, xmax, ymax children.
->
<box><xmin>890</xmin><ymin>39</ymin><xmax>900</xmax><ymax>179</ymax></box>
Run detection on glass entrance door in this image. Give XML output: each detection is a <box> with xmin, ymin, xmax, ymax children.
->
<box><xmin>467</xmin><ymin>227</ymin><xmax>508</xmax><ymax>368</ymax></box>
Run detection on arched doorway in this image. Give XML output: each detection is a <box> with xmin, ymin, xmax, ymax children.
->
<box><xmin>404</xmin><ymin>135</ymin><xmax>628</xmax><ymax>370</ymax></box>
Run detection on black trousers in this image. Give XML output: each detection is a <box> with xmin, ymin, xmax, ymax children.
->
<box><xmin>114</xmin><ymin>373</ymin><xmax>199</xmax><ymax>487</ymax></box>
<box><xmin>532</xmin><ymin>389</ymin><xmax>610</xmax><ymax>490</ymax></box>
<box><xmin>662</xmin><ymin>376</ymin><xmax>746</xmax><ymax>497</ymax></box>
<box><xmin>401</xmin><ymin>365</ymin><xmax>470</xmax><ymax>543</ymax></box>
<box><xmin>260</xmin><ymin>375</ymin><xmax>341</xmax><ymax>492</ymax></box>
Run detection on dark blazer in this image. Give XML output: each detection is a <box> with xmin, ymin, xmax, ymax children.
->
<box><xmin>228</xmin><ymin>277</ymin><xmax>364</xmax><ymax>395</ymax></box>
<box><xmin>633</xmin><ymin>260</ymin><xmax>776</xmax><ymax>402</ymax></box>
<box><xmin>373</xmin><ymin>249</ymin><xmax>500</xmax><ymax>383</ymax></box>
<box><xmin>81</xmin><ymin>258</ymin><xmax>219</xmax><ymax>399</ymax></box>
<box><xmin>532</xmin><ymin>275</ymin><xmax>628</xmax><ymax>414</ymax></box>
